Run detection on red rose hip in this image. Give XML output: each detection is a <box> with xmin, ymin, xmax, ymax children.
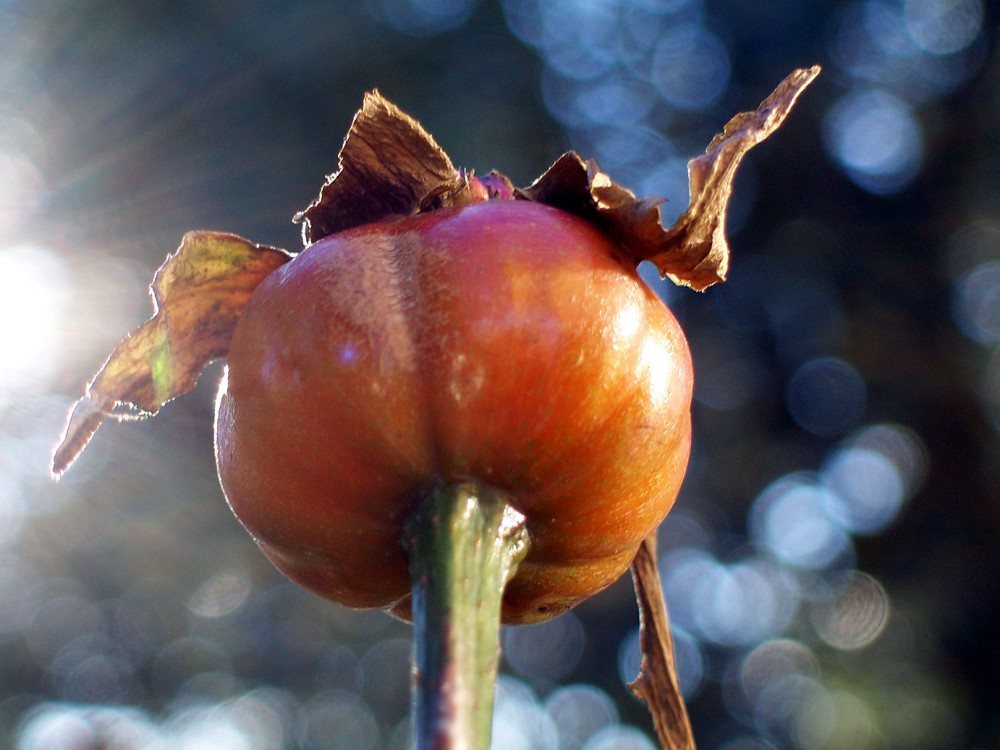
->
<box><xmin>214</xmin><ymin>199</ymin><xmax>693</xmax><ymax>623</ymax></box>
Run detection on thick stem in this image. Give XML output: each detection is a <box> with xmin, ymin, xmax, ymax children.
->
<box><xmin>404</xmin><ymin>483</ymin><xmax>530</xmax><ymax>750</ymax></box>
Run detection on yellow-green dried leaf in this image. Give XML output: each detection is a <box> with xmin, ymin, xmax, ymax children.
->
<box><xmin>51</xmin><ymin>231</ymin><xmax>291</xmax><ymax>476</ymax></box>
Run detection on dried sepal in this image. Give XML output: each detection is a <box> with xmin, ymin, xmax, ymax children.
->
<box><xmin>51</xmin><ymin>231</ymin><xmax>291</xmax><ymax>476</ymax></box>
<box><xmin>629</xmin><ymin>534</ymin><xmax>696</xmax><ymax>750</ymax></box>
<box><xmin>295</xmin><ymin>90</ymin><xmax>470</xmax><ymax>245</ymax></box>
<box><xmin>295</xmin><ymin>68</ymin><xmax>819</xmax><ymax>285</ymax></box>
<box><xmin>520</xmin><ymin>66</ymin><xmax>820</xmax><ymax>290</ymax></box>
<box><xmin>652</xmin><ymin>65</ymin><xmax>820</xmax><ymax>288</ymax></box>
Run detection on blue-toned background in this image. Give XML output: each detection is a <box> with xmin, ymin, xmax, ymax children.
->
<box><xmin>1</xmin><ymin>1</ymin><xmax>998</xmax><ymax>748</ymax></box>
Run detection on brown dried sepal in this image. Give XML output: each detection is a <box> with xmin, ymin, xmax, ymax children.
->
<box><xmin>294</xmin><ymin>68</ymin><xmax>818</xmax><ymax>290</ymax></box>
<box><xmin>520</xmin><ymin>66</ymin><xmax>820</xmax><ymax>290</ymax></box>
<box><xmin>629</xmin><ymin>534</ymin><xmax>697</xmax><ymax>750</ymax></box>
<box><xmin>51</xmin><ymin>231</ymin><xmax>291</xmax><ymax>476</ymax></box>
<box><xmin>295</xmin><ymin>90</ymin><xmax>473</xmax><ymax>245</ymax></box>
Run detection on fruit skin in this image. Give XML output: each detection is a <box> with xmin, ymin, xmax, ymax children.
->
<box><xmin>214</xmin><ymin>199</ymin><xmax>692</xmax><ymax>624</ymax></box>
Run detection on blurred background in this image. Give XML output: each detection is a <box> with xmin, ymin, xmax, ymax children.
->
<box><xmin>1</xmin><ymin>0</ymin><xmax>998</xmax><ymax>748</ymax></box>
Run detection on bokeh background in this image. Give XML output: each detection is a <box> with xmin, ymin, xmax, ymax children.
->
<box><xmin>2</xmin><ymin>0</ymin><xmax>999</xmax><ymax>748</ymax></box>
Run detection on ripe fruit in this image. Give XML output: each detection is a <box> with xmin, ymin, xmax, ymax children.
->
<box><xmin>215</xmin><ymin>198</ymin><xmax>693</xmax><ymax>623</ymax></box>
<box><xmin>52</xmin><ymin>70</ymin><xmax>818</xmax><ymax>749</ymax></box>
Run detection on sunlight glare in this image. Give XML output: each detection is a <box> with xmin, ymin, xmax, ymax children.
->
<box><xmin>0</xmin><ymin>245</ymin><xmax>69</xmax><ymax>394</ymax></box>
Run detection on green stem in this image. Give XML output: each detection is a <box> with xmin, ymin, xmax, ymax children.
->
<box><xmin>404</xmin><ymin>483</ymin><xmax>530</xmax><ymax>750</ymax></box>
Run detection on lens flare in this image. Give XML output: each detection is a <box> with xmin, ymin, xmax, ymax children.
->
<box><xmin>0</xmin><ymin>245</ymin><xmax>70</xmax><ymax>395</ymax></box>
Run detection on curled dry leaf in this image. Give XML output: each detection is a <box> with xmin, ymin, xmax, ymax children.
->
<box><xmin>653</xmin><ymin>65</ymin><xmax>820</xmax><ymax>288</ymax></box>
<box><xmin>520</xmin><ymin>66</ymin><xmax>820</xmax><ymax>290</ymax></box>
<box><xmin>51</xmin><ymin>232</ymin><xmax>290</xmax><ymax>476</ymax></box>
<box><xmin>295</xmin><ymin>90</ymin><xmax>469</xmax><ymax>245</ymax></box>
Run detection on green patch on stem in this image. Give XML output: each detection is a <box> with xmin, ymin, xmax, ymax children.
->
<box><xmin>405</xmin><ymin>484</ymin><xmax>530</xmax><ymax>750</ymax></box>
